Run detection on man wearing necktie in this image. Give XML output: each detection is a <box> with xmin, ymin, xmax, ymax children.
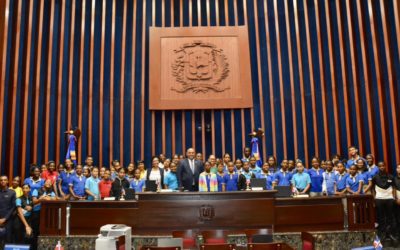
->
<box><xmin>177</xmin><ymin>148</ymin><xmax>204</xmax><ymax>191</ymax></box>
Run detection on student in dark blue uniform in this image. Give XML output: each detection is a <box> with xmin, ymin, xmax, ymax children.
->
<box><xmin>346</xmin><ymin>165</ymin><xmax>364</xmax><ymax>195</ymax></box>
<box><xmin>223</xmin><ymin>162</ymin><xmax>241</xmax><ymax>191</ymax></box>
<box><xmin>273</xmin><ymin>160</ymin><xmax>292</xmax><ymax>188</ymax></box>
<box><xmin>256</xmin><ymin>162</ymin><xmax>274</xmax><ymax>190</ymax></box>
<box><xmin>308</xmin><ymin>157</ymin><xmax>324</xmax><ymax>197</ymax></box>
<box><xmin>0</xmin><ymin>176</ymin><xmax>16</xmax><ymax>248</ymax></box>
<box><xmin>216</xmin><ymin>163</ymin><xmax>226</xmax><ymax>192</ymax></box>
<box><xmin>58</xmin><ymin>159</ymin><xmax>75</xmax><ymax>200</ymax></box>
<box><xmin>69</xmin><ymin>165</ymin><xmax>87</xmax><ymax>200</ymax></box>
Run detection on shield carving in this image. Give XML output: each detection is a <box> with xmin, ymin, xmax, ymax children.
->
<box><xmin>199</xmin><ymin>205</ymin><xmax>215</xmax><ymax>221</ymax></box>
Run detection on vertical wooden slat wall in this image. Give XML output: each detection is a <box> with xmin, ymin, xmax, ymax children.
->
<box><xmin>0</xmin><ymin>0</ymin><xmax>399</xmax><ymax>179</ymax></box>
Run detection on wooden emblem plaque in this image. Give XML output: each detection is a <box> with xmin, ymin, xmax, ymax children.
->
<box><xmin>149</xmin><ymin>26</ymin><xmax>253</xmax><ymax>110</ymax></box>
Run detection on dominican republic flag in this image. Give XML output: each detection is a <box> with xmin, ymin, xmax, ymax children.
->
<box><xmin>251</xmin><ymin>137</ymin><xmax>262</xmax><ymax>168</ymax></box>
<box><xmin>373</xmin><ymin>235</ymin><xmax>383</xmax><ymax>249</ymax></box>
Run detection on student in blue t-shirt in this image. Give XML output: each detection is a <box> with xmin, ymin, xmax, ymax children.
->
<box><xmin>57</xmin><ymin>159</ymin><xmax>75</xmax><ymax>199</ymax></box>
<box><xmin>346</xmin><ymin>165</ymin><xmax>364</xmax><ymax>195</ymax></box>
<box><xmin>273</xmin><ymin>160</ymin><xmax>292</xmax><ymax>187</ymax></box>
<box><xmin>24</xmin><ymin>165</ymin><xmax>45</xmax><ymax>195</ymax></box>
<box><xmin>334</xmin><ymin>162</ymin><xmax>348</xmax><ymax>195</ymax></box>
<box><xmin>308</xmin><ymin>157</ymin><xmax>324</xmax><ymax>197</ymax></box>
<box><xmin>15</xmin><ymin>184</ymin><xmax>33</xmax><ymax>243</ymax></box>
<box><xmin>365</xmin><ymin>154</ymin><xmax>379</xmax><ymax>178</ymax></box>
<box><xmin>223</xmin><ymin>162</ymin><xmax>241</xmax><ymax>191</ymax></box>
<box><xmin>346</xmin><ymin>146</ymin><xmax>367</xmax><ymax>169</ymax></box>
<box><xmin>85</xmin><ymin>167</ymin><xmax>101</xmax><ymax>200</ymax></box>
<box><xmin>216</xmin><ymin>163</ymin><xmax>226</xmax><ymax>192</ymax></box>
<box><xmin>322</xmin><ymin>161</ymin><xmax>336</xmax><ymax>196</ymax></box>
<box><xmin>249</xmin><ymin>156</ymin><xmax>262</xmax><ymax>176</ymax></box>
<box><xmin>131</xmin><ymin>169</ymin><xmax>145</xmax><ymax>192</ymax></box>
<box><xmin>164</xmin><ymin>162</ymin><xmax>179</xmax><ymax>190</ymax></box>
<box><xmin>256</xmin><ymin>162</ymin><xmax>274</xmax><ymax>190</ymax></box>
<box><xmin>291</xmin><ymin>162</ymin><xmax>311</xmax><ymax>194</ymax></box>
<box><xmin>69</xmin><ymin>165</ymin><xmax>87</xmax><ymax>200</ymax></box>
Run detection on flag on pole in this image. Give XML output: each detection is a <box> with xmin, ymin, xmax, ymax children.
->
<box><xmin>373</xmin><ymin>235</ymin><xmax>383</xmax><ymax>250</ymax></box>
<box><xmin>251</xmin><ymin>137</ymin><xmax>262</xmax><ymax>168</ymax></box>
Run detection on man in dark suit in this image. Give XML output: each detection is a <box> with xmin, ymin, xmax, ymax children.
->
<box><xmin>177</xmin><ymin>148</ymin><xmax>204</xmax><ymax>191</ymax></box>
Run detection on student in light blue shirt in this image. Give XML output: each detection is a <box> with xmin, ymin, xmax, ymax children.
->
<box><xmin>346</xmin><ymin>165</ymin><xmax>364</xmax><ymax>194</ymax></box>
<box><xmin>334</xmin><ymin>162</ymin><xmax>348</xmax><ymax>195</ymax></box>
<box><xmin>322</xmin><ymin>161</ymin><xmax>336</xmax><ymax>196</ymax></box>
<box><xmin>130</xmin><ymin>169</ymin><xmax>146</xmax><ymax>192</ymax></box>
<box><xmin>291</xmin><ymin>162</ymin><xmax>311</xmax><ymax>194</ymax></box>
<box><xmin>164</xmin><ymin>162</ymin><xmax>179</xmax><ymax>190</ymax></box>
<box><xmin>85</xmin><ymin>167</ymin><xmax>101</xmax><ymax>200</ymax></box>
<box><xmin>256</xmin><ymin>163</ymin><xmax>274</xmax><ymax>190</ymax></box>
<box><xmin>241</xmin><ymin>161</ymin><xmax>256</xmax><ymax>181</ymax></box>
<box><xmin>24</xmin><ymin>165</ymin><xmax>45</xmax><ymax>195</ymax></box>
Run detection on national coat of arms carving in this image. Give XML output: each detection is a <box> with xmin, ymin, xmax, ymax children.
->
<box><xmin>171</xmin><ymin>41</ymin><xmax>230</xmax><ymax>93</ymax></box>
<box><xmin>199</xmin><ymin>204</ymin><xmax>215</xmax><ymax>221</ymax></box>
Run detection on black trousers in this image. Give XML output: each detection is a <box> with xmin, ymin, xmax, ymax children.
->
<box><xmin>0</xmin><ymin>216</ymin><xmax>14</xmax><ymax>248</ymax></box>
<box><xmin>375</xmin><ymin>199</ymin><xmax>396</xmax><ymax>236</ymax></box>
<box><xmin>14</xmin><ymin>215</ymin><xmax>33</xmax><ymax>245</ymax></box>
<box><xmin>31</xmin><ymin>211</ymin><xmax>41</xmax><ymax>250</ymax></box>
<box><xmin>395</xmin><ymin>201</ymin><xmax>400</xmax><ymax>236</ymax></box>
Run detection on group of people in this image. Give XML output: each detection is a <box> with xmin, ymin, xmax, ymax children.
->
<box><xmin>1</xmin><ymin>145</ymin><xmax>400</xmax><ymax>248</ymax></box>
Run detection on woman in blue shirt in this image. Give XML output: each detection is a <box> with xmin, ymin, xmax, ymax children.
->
<box><xmin>346</xmin><ymin>165</ymin><xmax>364</xmax><ymax>194</ymax></box>
<box><xmin>24</xmin><ymin>165</ymin><xmax>44</xmax><ymax>195</ymax></box>
<box><xmin>308</xmin><ymin>157</ymin><xmax>324</xmax><ymax>197</ymax></box>
<box><xmin>256</xmin><ymin>163</ymin><xmax>274</xmax><ymax>190</ymax></box>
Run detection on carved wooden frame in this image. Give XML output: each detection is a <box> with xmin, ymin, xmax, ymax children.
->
<box><xmin>149</xmin><ymin>26</ymin><xmax>253</xmax><ymax>110</ymax></box>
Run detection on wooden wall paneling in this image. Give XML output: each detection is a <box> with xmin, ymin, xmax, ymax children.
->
<box><xmin>55</xmin><ymin>0</ymin><xmax>67</xmax><ymax>164</ymax></box>
<box><xmin>366</xmin><ymin>0</ymin><xmax>388</xmax><ymax>164</ymax></box>
<box><xmin>67</xmin><ymin>0</ymin><xmax>77</xmax><ymax>140</ymax></box>
<box><xmin>324</xmin><ymin>0</ymin><xmax>342</xmax><ymax>155</ymax></box>
<box><xmin>393</xmin><ymin>0</ymin><xmax>400</xmax><ymax>61</ymax></box>
<box><xmin>380</xmin><ymin>0</ymin><xmax>400</xmax><ymax>166</ymax></box>
<box><xmin>33</xmin><ymin>0</ymin><xmax>46</xmax><ymax>163</ymax></box>
<box><xmin>130</xmin><ymin>0</ymin><xmax>137</xmax><ymax>163</ymax></box>
<box><xmin>284</xmin><ymin>0</ymin><xmax>298</xmax><ymax>158</ymax></box>
<box><xmin>245</xmin><ymin>0</ymin><xmax>255</xmax><ymax>133</ymax></box>
<box><xmin>262</xmin><ymin>0</ymin><xmax>277</xmax><ymax>158</ymax></box>
<box><xmin>140</xmin><ymin>0</ymin><xmax>147</xmax><ymax>160</ymax></box>
<box><xmin>21</xmin><ymin>0</ymin><xmax>35</xmax><ymax>179</ymax></box>
<box><xmin>78</xmin><ymin>0</ymin><xmax>87</xmax><ymax>163</ymax></box>
<box><xmin>273</xmin><ymin>0</ymin><xmax>287</xmax><ymax>158</ymax></box>
<box><xmin>170</xmin><ymin>0</ymin><xmax>175</xmax><ymax>155</ymax></box>
<box><xmin>206</xmin><ymin>0</ymin><xmax>210</xmax><ymax>25</ymax></box>
<box><xmin>110</xmin><ymin>0</ymin><xmax>116</xmax><ymax>162</ymax></box>
<box><xmin>0</xmin><ymin>0</ymin><xmax>7</xmax><ymax>172</ymax></box>
<box><xmin>252</xmin><ymin>0</ymin><xmax>267</xmax><ymax>159</ymax></box>
<box><xmin>44</xmin><ymin>0</ymin><xmax>55</xmax><ymax>162</ymax></box>
<box><xmin>8</xmin><ymin>0</ymin><xmax>23</xmax><ymax>180</ymax></box>
<box><xmin>99</xmin><ymin>0</ymin><xmax>106</xmax><ymax>167</ymax></box>
<box><xmin>313</xmin><ymin>0</ymin><xmax>330</xmax><ymax>158</ymax></box>
<box><xmin>345</xmin><ymin>0</ymin><xmax>364</xmax><ymax>153</ymax></box>
<box><xmin>198</xmin><ymin>0</ymin><xmax>206</xmax><ymax>159</ymax></box>
<box><xmin>161</xmin><ymin>0</ymin><xmax>166</xmax><ymax>156</ymax></box>
<box><xmin>355</xmin><ymin>0</ymin><xmax>376</xmax><ymax>156</ymax></box>
<box><xmin>150</xmin><ymin>0</ymin><xmax>155</xmax><ymax>157</ymax></box>
<box><xmin>230</xmin><ymin>0</ymin><xmax>237</xmax><ymax>161</ymax></box>
<box><xmin>302</xmin><ymin>0</ymin><xmax>319</xmax><ymax>157</ymax></box>
<box><xmin>119</xmin><ymin>0</ymin><xmax>128</xmax><ymax>165</ymax></box>
<box><xmin>88</xmin><ymin>0</ymin><xmax>97</xmax><ymax>157</ymax></box>
<box><xmin>179</xmin><ymin>0</ymin><xmax>185</xmax><ymax>155</ymax></box>
<box><xmin>293</xmin><ymin>0</ymin><xmax>308</xmax><ymax>165</ymax></box>
<box><xmin>335</xmin><ymin>0</ymin><xmax>352</xmax><ymax>148</ymax></box>
<box><xmin>212</xmin><ymin>0</ymin><xmax>219</xmax><ymax>156</ymax></box>
<box><xmin>242</xmin><ymin>0</ymin><xmax>248</xmax><ymax>152</ymax></box>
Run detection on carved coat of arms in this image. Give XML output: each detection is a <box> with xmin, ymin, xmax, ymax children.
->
<box><xmin>199</xmin><ymin>204</ymin><xmax>215</xmax><ymax>221</ymax></box>
<box><xmin>171</xmin><ymin>41</ymin><xmax>230</xmax><ymax>93</ymax></box>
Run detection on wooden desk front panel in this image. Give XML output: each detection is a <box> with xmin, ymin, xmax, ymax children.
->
<box><xmin>274</xmin><ymin>197</ymin><xmax>344</xmax><ymax>232</ymax></box>
<box><xmin>135</xmin><ymin>199</ymin><xmax>275</xmax><ymax>234</ymax></box>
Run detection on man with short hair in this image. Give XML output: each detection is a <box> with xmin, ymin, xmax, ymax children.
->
<box><xmin>346</xmin><ymin>146</ymin><xmax>366</xmax><ymax>169</ymax></box>
<box><xmin>177</xmin><ymin>148</ymin><xmax>204</xmax><ymax>191</ymax></box>
<box><xmin>0</xmin><ymin>175</ymin><xmax>16</xmax><ymax>247</ymax></box>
